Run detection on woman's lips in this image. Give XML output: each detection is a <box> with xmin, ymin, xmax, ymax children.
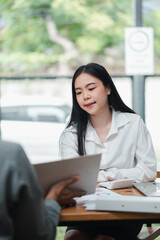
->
<box><xmin>84</xmin><ymin>102</ymin><xmax>96</xmax><ymax>108</ymax></box>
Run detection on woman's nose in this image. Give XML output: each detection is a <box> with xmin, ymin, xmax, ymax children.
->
<box><xmin>83</xmin><ymin>91</ymin><xmax>90</xmax><ymax>99</ymax></box>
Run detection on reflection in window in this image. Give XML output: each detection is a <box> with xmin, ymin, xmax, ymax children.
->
<box><xmin>1</xmin><ymin>105</ymin><xmax>70</xmax><ymax>123</ymax></box>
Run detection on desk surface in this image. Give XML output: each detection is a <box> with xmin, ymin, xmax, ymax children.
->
<box><xmin>59</xmin><ymin>187</ymin><xmax>160</xmax><ymax>226</ymax></box>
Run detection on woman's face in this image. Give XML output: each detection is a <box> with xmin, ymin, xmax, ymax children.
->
<box><xmin>74</xmin><ymin>73</ymin><xmax>110</xmax><ymax>116</ymax></box>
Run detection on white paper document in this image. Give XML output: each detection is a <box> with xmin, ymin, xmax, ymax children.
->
<box><xmin>34</xmin><ymin>153</ymin><xmax>101</xmax><ymax>194</ymax></box>
<box><xmin>84</xmin><ymin>195</ymin><xmax>160</xmax><ymax>213</ymax></box>
<box><xmin>75</xmin><ymin>187</ymin><xmax>120</xmax><ymax>203</ymax></box>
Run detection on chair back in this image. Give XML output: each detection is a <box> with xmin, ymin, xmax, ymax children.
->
<box><xmin>157</xmin><ymin>171</ymin><xmax>160</xmax><ymax>178</ymax></box>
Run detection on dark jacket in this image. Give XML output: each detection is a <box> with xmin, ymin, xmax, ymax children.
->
<box><xmin>0</xmin><ymin>141</ymin><xmax>60</xmax><ymax>240</ymax></box>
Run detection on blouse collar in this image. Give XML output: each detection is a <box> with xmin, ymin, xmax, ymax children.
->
<box><xmin>86</xmin><ymin>108</ymin><xmax>130</xmax><ymax>142</ymax></box>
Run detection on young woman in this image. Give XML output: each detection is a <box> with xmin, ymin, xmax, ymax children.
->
<box><xmin>59</xmin><ymin>63</ymin><xmax>157</xmax><ymax>240</ymax></box>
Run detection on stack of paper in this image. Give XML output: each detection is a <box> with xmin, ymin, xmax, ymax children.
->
<box><xmin>84</xmin><ymin>195</ymin><xmax>160</xmax><ymax>213</ymax></box>
<box><xmin>75</xmin><ymin>187</ymin><xmax>120</xmax><ymax>203</ymax></box>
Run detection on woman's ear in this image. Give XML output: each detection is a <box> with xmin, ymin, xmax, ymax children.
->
<box><xmin>106</xmin><ymin>87</ymin><xmax>111</xmax><ymax>95</ymax></box>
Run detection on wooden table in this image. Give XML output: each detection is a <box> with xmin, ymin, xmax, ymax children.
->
<box><xmin>59</xmin><ymin>187</ymin><xmax>160</xmax><ymax>226</ymax></box>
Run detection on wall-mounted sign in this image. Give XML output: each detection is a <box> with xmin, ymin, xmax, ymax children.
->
<box><xmin>125</xmin><ymin>27</ymin><xmax>154</xmax><ymax>75</ymax></box>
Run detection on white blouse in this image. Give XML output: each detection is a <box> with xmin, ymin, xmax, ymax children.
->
<box><xmin>59</xmin><ymin>109</ymin><xmax>157</xmax><ymax>182</ymax></box>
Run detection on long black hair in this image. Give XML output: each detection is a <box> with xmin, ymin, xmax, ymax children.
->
<box><xmin>67</xmin><ymin>63</ymin><xmax>135</xmax><ymax>156</ymax></box>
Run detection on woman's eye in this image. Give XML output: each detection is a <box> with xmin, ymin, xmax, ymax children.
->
<box><xmin>89</xmin><ymin>87</ymin><xmax>95</xmax><ymax>91</ymax></box>
<box><xmin>76</xmin><ymin>92</ymin><xmax>81</xmax><ymax>95</ymax></box>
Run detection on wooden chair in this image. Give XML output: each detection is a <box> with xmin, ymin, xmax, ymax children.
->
<box><xmin>136</xmin><ymin>224</ymin><xmax>160</xmax><ymax>240</ymax></box>
<box><xmin>135</xmin><ymin>171</ymin><xmax>160</xmax><ymax>240</ymax></box>
<box><xmin>157</xmin><ymin>171</ymin><xmax>160</xmax><ymax>178</ymax></box>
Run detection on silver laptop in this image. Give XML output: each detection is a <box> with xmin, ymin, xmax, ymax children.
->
<box><xmin>134</xmin><ymin>181</ymin><xmax>160</xmax><ymax>197</ymax></box>
<box><xmin>33</xmin><ymin>153</ymin><xmax>101</xmax><ymax>195</ymax></box>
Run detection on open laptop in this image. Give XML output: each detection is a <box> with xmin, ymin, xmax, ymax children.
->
<box><xmin>33</xmin><ymin>153</ymin><xmax>101</xmax><ymax>195</ymax></box>
<box><xmin>133</xmin><ymin>181</ymin><xmax>160</xmax><ymax>197</ymax></box>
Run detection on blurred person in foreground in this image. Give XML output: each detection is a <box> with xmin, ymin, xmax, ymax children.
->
<box><xmin>0</xmin><ymin>140</ymin><xmax>86</xmax><ymax>240</ymax></box>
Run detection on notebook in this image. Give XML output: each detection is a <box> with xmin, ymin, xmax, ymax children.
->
<box><xmin>33</xmin><ymin>153</ymin><xmax>101</xmax><ymax>195</ymax></box>
<box><xmin>133</xmin><ymin>181</ymin><xmax>160</xmax><ymax>197</ymax></box>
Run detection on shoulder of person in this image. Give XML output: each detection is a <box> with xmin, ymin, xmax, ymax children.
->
<box><xmin>115</xmin><ymin>110</ymin><xmax>143</xmax><ymax>126</ymax></box>
<box><xmin>0</xmin><ymin>140</ymin><xmax>24</xmax><ymax>158</ymax></box>
<box><xmin>59</xmin><ymin>125</ymin><xmax>77</xmax><ymax>143</ymax></box>
<box><xmin>0</xmin><ymin>140</ymin><xmax>29</xmax><ymax>177</ymax></box>
<box><xmin>62</xmin><ymin>124</ymin><xmax>77</xmax><ymax>134</ymax></box>
<box><xmin>123</xmin><ymin>111</ymin><xmax>141</xmax><ymax>121</ymax></box>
